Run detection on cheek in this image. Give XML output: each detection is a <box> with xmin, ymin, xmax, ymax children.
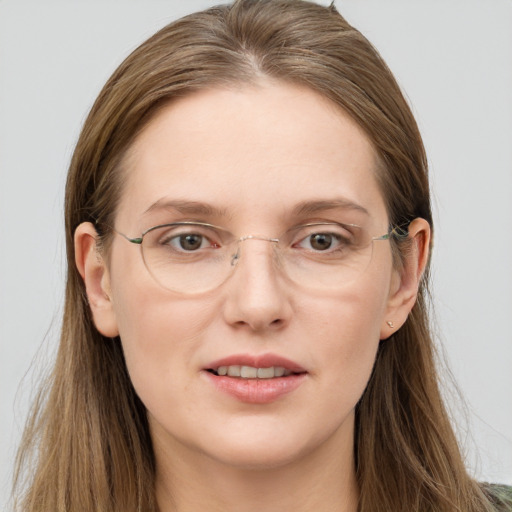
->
<box><xmin>108</xmin><ymin>241</ymin><xmax>210</xmax><ymax>351</ymax></box>
<box><xmin>107</xmin><ymin>245</ymin><xmax>218</xmax><ymax>403</ymax></box>
<box><xmin>111</xmin><ymin>288</ymin><xmax>223</xmax><ymax>439</ymax></box>
<box><xmin>115</xmin><ymin>290</ymin><xmax>215</xmax><ymax>355</ymax></box>
<box><xmin>301</xmin><ymin>275</ymin><xmax>391</xmax><ymax>401</ymax></box>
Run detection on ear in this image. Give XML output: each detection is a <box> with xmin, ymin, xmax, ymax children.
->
<box><xmin>75</xmin><ymin>222</ymin><xmax>119</xmax><ymax>337</ymax></box>
<box><xmin>380</xmin><ymin>218</ymin><xmax>431</xmax><ymax>340</ymax></box>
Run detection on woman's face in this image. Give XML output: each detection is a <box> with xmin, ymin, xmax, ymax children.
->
<box><xmin>85</xmin><ymin>81</ymin><xmax>408</xmax><ymax>470</ymax></box>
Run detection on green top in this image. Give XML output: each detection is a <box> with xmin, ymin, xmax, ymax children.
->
<box><xmin>484</xmin><ymin>484</ymin><xmax>512</xmax><ymax>511</ymax></box>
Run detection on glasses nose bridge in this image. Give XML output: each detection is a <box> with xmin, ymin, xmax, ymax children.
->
<box><xmin>230</xmin><ymin>234</ymin><xmax>280</xmax><ymax>266</ymax></box>
<box><xmin>238</xmin><ymin>234</ymin><xmax>280</xmax><ymax>244</ymax></box>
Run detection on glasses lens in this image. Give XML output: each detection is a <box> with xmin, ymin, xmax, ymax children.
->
<box><xmin>279</xmin><ymin>223</ymin><xmax>375</xmax><ymax>290</ymax></box>
<box><xmin>138</xmin><ymin>222</ymin><xmax>383</xmax><ymax>293</ymax></box>
<box><xmin>140</xmin><ymin>223</ymin><xmax>234</xmax><ymax>293</ymax></box>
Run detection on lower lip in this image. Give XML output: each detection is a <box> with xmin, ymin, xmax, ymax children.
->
<box><xmin>203</xmin><ymin>371</ymin><xmax>307</xmax><ymax>404</ymax></box>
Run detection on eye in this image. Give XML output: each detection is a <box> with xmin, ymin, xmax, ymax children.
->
<box><xmin>163</xmin><ymin>232</ymin><xmax>218</xmax><ymax>251</ymax></box>
<box><xmin>297</xmin><ymin>232</ymin><xmax>344</xmax><ymax>251</ymax></box>
<box><xmin>175</xmin><ymin>233</ymin><xmax>207</xmax><ymax>251</ymax></box>
<box><xmin>150</xmin><ymin>225</ymin><xmax>223</xmax><ymax>253</ymax></box>
<box><xmin>306</xmin><ymin>233</ymin><xmax>335</xmax><ymax>251</ymax></box>
<box><xmin>290</xmin><ymin>223</ymin><xmax>357</xmax><ymax>254</ymax></box>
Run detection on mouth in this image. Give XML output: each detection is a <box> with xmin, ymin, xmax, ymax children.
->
<box><xmin>206</xmin><ymin>365</ymin><xmax>302</xmax><ymax>379</ymax></box>
<box><xmin>203</xmin><ymin>354</ymin><xmax>307</xmax><ymax>403</ymax></box>
<box><xmin>204</xmin><ymin>353</ymin><xmax>307</xmax><ymax>379</ymax></box>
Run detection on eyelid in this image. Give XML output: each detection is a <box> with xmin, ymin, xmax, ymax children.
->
<box><xmin>141</xmin><ymin>221</ymin><xmax>363</xmax><ymax>243</ymax></box>
<box><xmin>143</xmin><ymin>222</ymin><xmax>236</xmax><ymax>249</ymax></box>
<box><xmin>286</xmin><ymin>221</ymin><xmax>361</xmax><ymax>235</ymax></box>
<box><xmin>142</xmin><ymin>220</ymin><xmax>221</xmax><ymax>236</ymax></box>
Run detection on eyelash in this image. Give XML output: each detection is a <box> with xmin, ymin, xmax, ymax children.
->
<box><xmin>293</xmin><ymin>232</ymin><xmax>349</xmax><ymax>252</ymax></box>
<box><xmin>156</xmin><ymin>225</ymin><xmax>355</xmax><ymax>253</ymax></box>
<box><xmin>159</xmin><ymin>231</ymin><xmax>219</xmax><ymax>250</ymax></box>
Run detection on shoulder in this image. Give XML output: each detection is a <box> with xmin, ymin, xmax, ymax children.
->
<box><xmin>481</xmin><ymin>483</ymin><xmax>512</xmax><ymax>511</ymax></box>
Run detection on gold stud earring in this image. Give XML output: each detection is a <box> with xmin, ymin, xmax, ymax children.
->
<box><xmin>386</xmin><ymin>321</ymin><xmax>394</xmax><ymax>328</ymax></box>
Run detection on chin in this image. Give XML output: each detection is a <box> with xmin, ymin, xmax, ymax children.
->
<box><xmin>197</xmin><ymin>417</ymin><xmax>346</xmax><ymax>471</ymax></box>
<box><xmin>208</xmin><ymin>439</ymin><xmax>309</xmax><ymax>471</ymax></box>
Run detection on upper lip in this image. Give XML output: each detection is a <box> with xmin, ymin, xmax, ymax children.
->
<box><xmin>205</xmin><ymin>353</ymin><xmax>307</xmax><ymax>373</ymax></box>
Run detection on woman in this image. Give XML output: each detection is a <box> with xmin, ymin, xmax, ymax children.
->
<box><xmin>12</xmin><ymin>1</ymin><xmax>512</xmax><ymax>511</ymax></box>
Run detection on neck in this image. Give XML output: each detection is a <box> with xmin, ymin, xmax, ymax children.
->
<box><xmin>154</xmin><ymin>427</ymin><xmax>359</xmax><ymax>512</ymax></box>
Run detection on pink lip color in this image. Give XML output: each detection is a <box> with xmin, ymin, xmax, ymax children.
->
<box><xmin>203</xmin><ymin>353</ymin><xmax>307</xmax><ymax>404</ymax></box>
<box><xmin>203</xmin><ymin>371</ymin><xmax>306</xmax><ymax>404</ymax></box>
<box><xmin>207</xmin><ymin>353</ymin><xmax>306</xmax><ymax>373</ymax></box>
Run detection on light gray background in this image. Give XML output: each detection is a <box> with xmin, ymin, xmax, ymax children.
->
<box><xmin>1</xmin><ymin>0</ymin><xmax>511</xmax><ymax>508</ymax></box>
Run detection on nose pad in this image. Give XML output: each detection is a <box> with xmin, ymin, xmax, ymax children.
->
<box><xmin>230</xmin><ymin>249</ymin><xmax>240</xmax><ymax>267</ymax></box>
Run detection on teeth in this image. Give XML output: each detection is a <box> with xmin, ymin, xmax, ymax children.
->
<box><xmin>274</xmin><ymin>366</ymin><xmax>285</xmax><ymax>377</ymax></box>
<box><xmin>257</xmin><ymin>367</ymin><xmax>274</xmax><ymax>379</ymax></box>
<box><xmin>227</xmin><ymin>365</ymin><xmax>241</xmax><ymax>377</ymax></box>
<box><xmin>214</xmin><ymin>365</ymin><xmax>292</xmax><ymax>379</ymax></box>
<box><xmin>241</xmin><ymin>366</ymin><xmax>258</xmax><ymax>378</ymax></box>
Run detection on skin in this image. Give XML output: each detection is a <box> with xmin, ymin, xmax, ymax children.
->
<box><xmin>75</xmin><ymin>81</ymin><xmax>430</xmax><ymax>512</ymax></box>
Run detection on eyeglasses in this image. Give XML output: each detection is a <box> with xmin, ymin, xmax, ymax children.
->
<box><xmin>113</xmin><ymin>221</ymin><xmax>408</xmax><ymax>294</ymax></box>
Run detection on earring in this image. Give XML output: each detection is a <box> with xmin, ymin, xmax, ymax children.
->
<box><xmin>386</xmin><ymin>321</ymin><xmax>394</xmax><ymax>328</ymax></box>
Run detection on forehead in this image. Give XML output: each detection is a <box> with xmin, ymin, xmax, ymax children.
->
<box><xmin>118</xmin><ymin>81</ymin><xmax>387</xmax><ymax>230</ymax></box>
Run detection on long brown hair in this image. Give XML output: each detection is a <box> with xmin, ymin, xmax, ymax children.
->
<box><xmin>13</xmin><ymin>1</ymin><xmax>504</xmax><ymax>511</ymax></box>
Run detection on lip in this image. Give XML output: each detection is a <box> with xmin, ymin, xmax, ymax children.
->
<box><xmin>203</xmin><ymin>353</ymin><xmax>307</xmax><ymax>404</ymax></box>
<box><xmin>206</xmin><ymin>353</ymin><xmax>306</xmax><ymax>373</ymax></box>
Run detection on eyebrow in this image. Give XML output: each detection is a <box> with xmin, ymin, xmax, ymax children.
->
<box><xmin>292</xmin><ymin>198</ymin><xmax>369</xmax><ymax>217</ymax></box>
<box><xmin>143</xmin><ymin>199</ymin><xmax>230</xmax><ymax>218</ymax></box>
<box><xmin>142</xmin><ymin>197</ymin><xmax>369</xmax><ymax>219</ymax></box>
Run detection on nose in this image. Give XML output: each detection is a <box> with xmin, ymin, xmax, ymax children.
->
<box><xmin>222</xmin><ymin>237</ymin><xmax>293</xmax><ymax>332</ymax></box>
